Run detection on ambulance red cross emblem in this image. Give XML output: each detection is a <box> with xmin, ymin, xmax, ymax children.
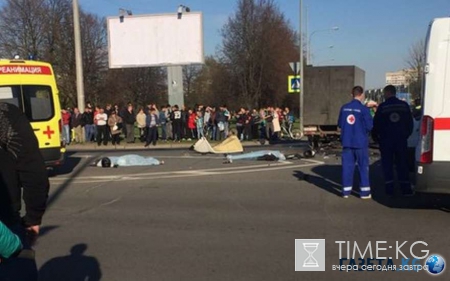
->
<box><xmin>347</xmin><ymin>114</ymin><xmax>356</xmax><ymax>125</ymax></box>
<box><xmin>43</xmin><ymin>126</ymin><xmax>55</xmax><ymax>139</ymax></box>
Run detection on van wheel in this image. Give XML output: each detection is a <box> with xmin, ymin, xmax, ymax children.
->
<box><xmin>291</xmin><ymin>129</ymin><xmax>302</xmax><ymax>140</ymax></box>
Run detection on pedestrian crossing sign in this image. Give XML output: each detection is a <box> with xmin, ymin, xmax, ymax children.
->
<box><xmin>288</xmin><ymin>75</ymin><xmax>301</xmax><ymax>93</ymax></box>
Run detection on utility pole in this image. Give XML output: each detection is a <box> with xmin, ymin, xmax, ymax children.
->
<box><xmin>299</xmin><ymin>0</ymin><xmax>304</xmax><ymax>136</ymax></box>
<box><xmin>73</xmin><ymin>0</ymin><xmax>85</xmax><ymax>112</ymax></box>
<box><xmin>305</xmin><ymin>5</ymin><xmax>308</xmax><ymax>66</ymax></box>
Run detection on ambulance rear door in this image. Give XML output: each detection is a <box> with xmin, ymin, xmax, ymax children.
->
<box><xmin>416</xmin><ymin>17</ymin><xmax>450</xmax><ymax>194</ymax></box>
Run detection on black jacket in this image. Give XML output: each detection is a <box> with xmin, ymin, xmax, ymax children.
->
<box><xmin>181</xmin><ymin>110</ymin><xmax>188</xmax><ymax>123</ymax></box>
<box><xmin>71</xmin><ymin>113</ymin><xmax>83</xmax><ymax>127</ymax></box>
<box><xmin>0</xmin><ymin>103</ymin><xmax>49</xmax><ymax>227</ymax></box>
<box><xmin>81</xmin><ymin>111</ymin><xmax>94</xmax><ymax>126</ymax></box>
<box><xmin>122</xmin><ymin>110</ymin><xmax>136</xmax><ymax>125</ymax></box>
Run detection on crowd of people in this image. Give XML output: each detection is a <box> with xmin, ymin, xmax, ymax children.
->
<box><xmin>61</xmin><ymin>102</ymin><xmax>297</xmax><ymax>147</ymax></box>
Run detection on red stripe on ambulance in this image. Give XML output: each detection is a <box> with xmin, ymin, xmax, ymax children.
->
<box><xmin>434</xmin><ymin>118</ymin><xmax>450</xmax><ymax>130</ymax></box>
<box><xmin>0</xmin><ymin>65</ymin><xmax>52</xmax><ymax>75</ymax></box>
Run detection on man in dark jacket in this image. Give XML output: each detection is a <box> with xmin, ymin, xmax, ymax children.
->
<box><xmin>372</xmin><ymin>85</ymin><xmax>414</xmax><ymax>196</ymax></box>
<box><xmin>181</xmin><ymin>105</ymin><xmax>189</xmax><ymax>140</ymax></box>
<box><xmin>159</xmin><ymin>106</ymin><xmax>168</xmax><ymax>141</ymax></box>
<box><xmin>215</xmin><ymin>107</ymin><xmax>226</xmax><ymax>141</ymax></box>
<box><xmin>71</xmin><ymin>107</ymin><xmax>84</xmax><ymax>144</ymax></box>
<box><xmin>170</xmin><ymin>105</ymin><xmax>182</xmax><ymax>142</ymax></box>
<box><xmin>122</xmin><ymin>104</ymin><xmax>136</xmax><ymax>143</ymax></box>
<box><xmin>81</xmin><ymin>107</ymin><xmax>94</xmax><ymax>142</ymax></box>
<box><xmin>0</xmin><ymin>102</ymin><xmax>50</xmax><ymax>280</ymax></box>
<box><xmin>145</xmin><ymin>108</ymin><xmax>160</xmax><ymax>147</ymax></box>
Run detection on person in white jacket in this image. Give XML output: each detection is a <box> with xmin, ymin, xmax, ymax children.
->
<box><xmin>272</xmin><ymin>107</ymin><xmax>281</xmax><ymax>140</ymax></box>
<box><xmin>136</xmin><ymin>108</ymin><xmax>147</xmax><ymax>142</ymax></box>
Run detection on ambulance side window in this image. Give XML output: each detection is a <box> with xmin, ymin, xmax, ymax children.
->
<box><xmin>22</xmin><ymin>86</ymin><xmax>53</xmax><ymax>121</ymax></box>
<box><xmin>0</xmin><ymin>86</ymin><xmax>22</xmax><ymax>109</ymax></box>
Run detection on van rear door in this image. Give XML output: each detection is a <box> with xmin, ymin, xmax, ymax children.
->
<box><xmin>416</xmin><ymin>17</ymin><xmax>450</xmax><ymax>193</ymax></box>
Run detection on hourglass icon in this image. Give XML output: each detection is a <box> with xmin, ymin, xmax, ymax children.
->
<box><xmin>303</xmin><ymin>243</ymin><xmax>319</xmax><ymax>267</ymax></box>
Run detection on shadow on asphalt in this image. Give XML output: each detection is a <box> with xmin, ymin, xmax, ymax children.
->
<box><xmin>49</xmin><ymin>152</ymin><xmax>82</xmax><ymax>177</ymax></box>
<box><xmin>294</xmin><ymin>160</ymin><xmax>450</xmax><ymax>212</ymax></box>
<box><xmin>39</xmin><ymin>225</ymin><xmax>59</xmax><ymax>238</ymax></box>
<box><xmin>47</xmin><ymin>154</ymin><xmax>93</xmax><ymax>208</ymax></box>
<box><xmin>38</xmin><ymin>244</ymin><xmax>102</xmax><ymax>281</ymax></box>
<box><xmin>293</xmin><ymin>170</ymin><xmax>341</xmax><ymax>197</ymax></box>
<box><xmin>42</xmin><ymin>156</ymin><xmax>102</xmax><ymax>280</ymax></box>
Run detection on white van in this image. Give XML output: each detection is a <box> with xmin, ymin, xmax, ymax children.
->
<box><xmin>415</xmin><ymin>17</ymin><xmax>450</xmax><ymax>194</ymax></box>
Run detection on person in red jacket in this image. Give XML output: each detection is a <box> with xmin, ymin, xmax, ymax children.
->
<box><xmin>187</xmin><ymin>109</ymin><xmax>197</xmax><ymax>140</ymax></box>
<box><xmin>61</xmin><ymin>109</ymin><xmax>71</xmax><ymax>145</ymax></box>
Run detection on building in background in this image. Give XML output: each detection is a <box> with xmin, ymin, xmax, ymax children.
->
<box><xmin>385</xmin><ymin>69</ymin><xmax>418</xmax><ymax>86</ymax></box>
<box><xmin>365</xmin><ymin>87</ymin><xmax>412</xmax><ymax>106</ymax></box>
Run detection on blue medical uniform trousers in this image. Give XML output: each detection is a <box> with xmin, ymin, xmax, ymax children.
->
<box><xmin>342</xmin><ymin>147</ymin><xmax>371</xmax><ymax>197</ymax></box>
<box><xmin>379</xmin><ymin>139</ymin><xmax>412</xmax><ymax>195</ymax></box>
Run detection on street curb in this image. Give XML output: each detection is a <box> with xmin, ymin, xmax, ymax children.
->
<box><xmin>65</xmin><ymin>141</ymin><xmax>264</xmax><ymax>152</ymax></box>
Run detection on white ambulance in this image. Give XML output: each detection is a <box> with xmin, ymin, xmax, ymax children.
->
<box><xmin>415</xmin><ymin>17</ymin><xmax>450</xmax><ymax>194</ymax></box>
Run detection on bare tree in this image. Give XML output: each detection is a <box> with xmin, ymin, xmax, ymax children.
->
<box><xmin>187</xmin><ymin>56</ymin><xmax>234</xmax><ymax>107</ymax></box>
<box><xmin>0</xmin><ymin>0</ymin><xmax>47</xmax><ymax>58</ymax></box>
<box><xmin>183</xmin><ymin>65</ymin><xmax>201</xmax><ymax>101</ymax></box>
<box><xmin>102</xmin><ymin>68</ymin><xmax>167</xmax><ymax>107</ymax></box>
<box><xmin>0</xmin><ymin>0</ymin><xmax>113</xmax><ymax>107</ymax></box>
<box><xmin>220</xmin><ymin>0</ymin><xmax>298</xmax><ymax>109</ymax></box>
<box><xmin>406</xmin><ymin>39</ymin><xmax>426</xmax><ymax>99</ymax></box>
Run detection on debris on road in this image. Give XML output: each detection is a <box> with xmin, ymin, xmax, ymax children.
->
<box><xmin>224</xmin><ymin>150</ymin><xmax>286</xmax><ymax>164</ymax></box>
<box><xmin>266</xmin><ymin>139</ymin><xmax>316</xmax><ymax>159</ymax></box>
<box><xmin>193</xmin><ymin>136</ymin><xmax>244</xmax><ymax>154</ymax></box>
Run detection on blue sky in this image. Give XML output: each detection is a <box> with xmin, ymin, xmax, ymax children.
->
<box><xmin>3</xmin><ymin>0</ymin><xmax>448</xmax><ymax>88</ymax></box>
<box><xmin>81</xmin><ymin>0</ymin><xmax>449</xmax><ymax>88</ymax></box>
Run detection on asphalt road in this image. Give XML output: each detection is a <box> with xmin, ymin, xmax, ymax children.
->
<box><xmin>34</xmin><ymin>147</ymin><xmax>450</xmax><ymax>281</ymax></box>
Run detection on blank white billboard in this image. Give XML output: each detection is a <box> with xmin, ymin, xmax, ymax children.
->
<box><xmin>107</xmin><ymin>13</ymin><xmax>204</xmax><ymax>68</ymax></box>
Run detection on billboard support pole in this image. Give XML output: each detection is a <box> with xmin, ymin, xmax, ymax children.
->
<box><xmin>299</xmin><ymin>0</ymin><xmax>304</xmax><ymax>136</ymax></box>
<box><xmin>73</xmin><ymin>0</ymin><xmax>85</xmax><ymax>112</ymax></box>
<box><xmin>167</xmin><ymin>66</ymin><xmax>184</xmax><ymax>108</ymax></box>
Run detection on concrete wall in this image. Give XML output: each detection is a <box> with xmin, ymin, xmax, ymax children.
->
<box><xmin>303</xmin><ymin>65</ymin><xmax>365</xmax><ymax>125</ymax></box>
<box><xmin>354</xmin><ymin>66</ymin><xmax>366</xmax><ymax>89</ymax></box>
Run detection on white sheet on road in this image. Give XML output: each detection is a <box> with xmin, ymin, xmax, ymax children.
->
<box><xmin>96</xmin><ymin>154</ymin><xmax>162</xmax><ymax>167</ymax></box>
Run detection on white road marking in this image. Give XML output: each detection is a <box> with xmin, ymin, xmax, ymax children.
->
<box><xmin>50</xmin><ymin>159</ymin><xmax>324</xmax><ymax>185</ymax></box>
<box><xmin>74</xmin><ymin>154</ymin><xmax>227</xmax><ymax>160</ymax></box>
<box><xmin>53</xmin><ymin>162</ymin><xmax>292</xmax><ymax>181</ymax></box>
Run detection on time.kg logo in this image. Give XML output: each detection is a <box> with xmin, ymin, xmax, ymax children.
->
<box><xmin>295</xmin><ymin>239</ymin><xmax>326</xmax><ymax>271</ymax></box>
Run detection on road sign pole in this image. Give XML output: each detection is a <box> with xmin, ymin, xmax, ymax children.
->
<box><xmin>299</xmin><ymin>0</ymin><xmax>304</xmax><ymax>136</ymax></box>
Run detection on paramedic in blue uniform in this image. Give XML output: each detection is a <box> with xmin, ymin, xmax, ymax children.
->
<box><xmin>338</xmin><ymin>86</ymin><xmax>373</xmax><ymax>199</ymax></box>
<box><xmin>372</xmin><ymin>85</ymin><xmax>414</xmax><ymax>196</ymax></box>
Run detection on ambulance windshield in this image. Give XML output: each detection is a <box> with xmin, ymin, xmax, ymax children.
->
<box><xmin>0</xmin><ymin>85</ymin><xmax>54</xmax><ymax>121</ymax></box>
